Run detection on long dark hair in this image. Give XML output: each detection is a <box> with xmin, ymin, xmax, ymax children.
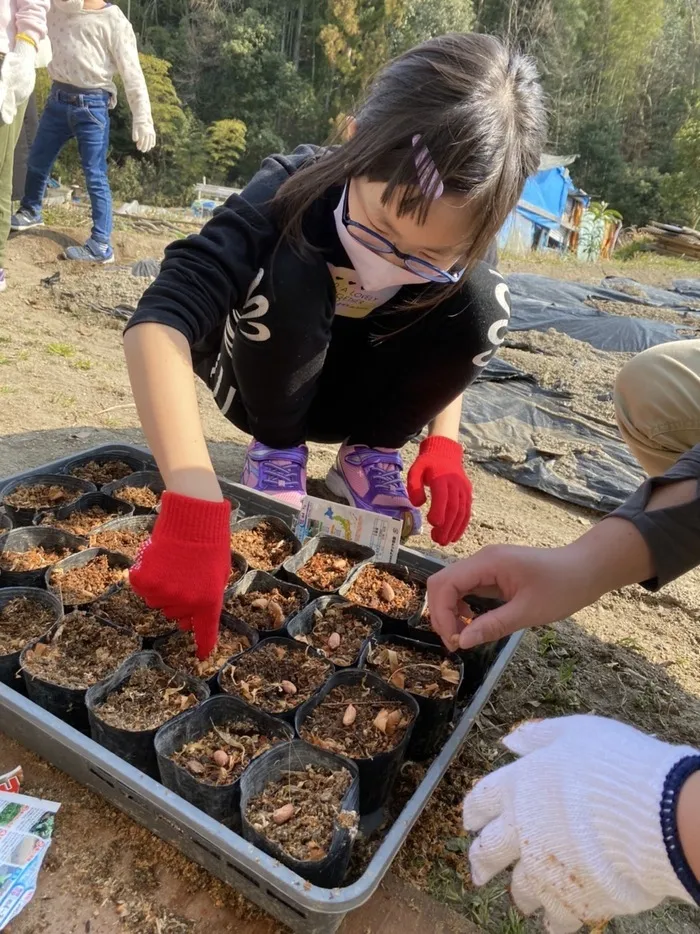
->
<box><xmin>273</xmin><ymin>33</ymin><xmax>547</xmax><ymax>284</ymax></box>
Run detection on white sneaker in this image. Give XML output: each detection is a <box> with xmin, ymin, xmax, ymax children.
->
<box><xmin>0</xmin><ymin>270</ymin><xmax>7</xmax><ymax>292</ymax></box>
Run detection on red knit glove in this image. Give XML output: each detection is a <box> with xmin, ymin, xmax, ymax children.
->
<box><xmin>407</xmin><ymin>437</ymin><xmax>473</xmax><ymax>546</ymax></box>
<box><xmin>129</xmin><ymin>491</ymin><xmax>231</xmax><ymax>659</ymax></box>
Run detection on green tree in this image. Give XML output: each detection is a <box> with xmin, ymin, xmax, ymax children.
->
<box><xmin>206</xmin><ymin>119</ymin><xmax>248</xmax><ymax>182</ymax></box>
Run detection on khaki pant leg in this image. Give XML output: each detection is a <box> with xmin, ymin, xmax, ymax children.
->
<box><xmin>614</xmin><ymin>339</ymin><xmax>700</xmax><ymax>476</ymax></box>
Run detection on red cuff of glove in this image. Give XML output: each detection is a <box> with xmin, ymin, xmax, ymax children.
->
<box><xmin>154</xmin><ymin>491</ymin><xmax>231</xmax><ymax>543</ymax></box>
<box><xmin>407</xmin><ymin>436</ymin><xmax>472</xmax><ymax>546</ymax></box>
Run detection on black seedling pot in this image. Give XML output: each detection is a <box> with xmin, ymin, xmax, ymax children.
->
<box><xmin>229</xmin><ymin>514</ymin><xmax>301</xmax><ymax>573</ymax></box>
<box><xmin>239</xmin><ymin>739</ymin><xmax>360</xmax><ymax>888</ymax></box>
<box><xmin>339</xmin><ymin>561</ymin><xmax>428</xmax><ymax>636</ymax></box>
<box><xmin>0</xmin><ymin>511</ymin><xmax>12</xmax><ymax>534</ymax></box>
<box><xmin>155</xmin><ymin>693</ymin><xmax>294</xmax><ymax>829</ymax></box>
<box><xmin>153</xmin><ymin>614</ymin><xmax>259</xmax><ymax>693</ymax></box>
<box><xmin>217</xmin><ymin>636</ymin><xmax>332</xmax><ymax>724</ymax></box>
<box><xmin>287</xmin><ymin>596</ymin><xmax>381</xmax><ymax>669</ymax></box>
<box><xmin>102</xmin><ymin>471</ymin><xmax>165</xmax><ymax>515</ymax></box>
<box><xmin>295</xmin><ymin>667</ymin><xmax>419</xmax><ymax>816</ymax></box>
<box><xmin>0</xmin><ymin>473</ymin><xmax>96</xmax><ymax>525</ymax></box>
<box><xmin>359</xmin><ymin>633</ymin><xmax>463</xmax><ymax>761</ymax></box>
<box><xmin>46</xmin><ymin>548</ymin><xmax>131</xmax><ymax>610</ymax></box>
<box><xmin>59</xmin><ymin>447</ymin><xmax>151</xmax><ymax>486</ymax></box>
<box><xmin>281</xmin><ymin>534</ymin><xmax>375</xmax><ymax>600</ymax></box>
<box><xmin>34</xmin><ymin>491</ymin><xmax>135</xmax><ymax>531</ymax></box>
<box><xmin>0</xmin><ymin>527</ymin><xmax>87</xmax><ymax>588</ymax></box>
<box><xmin>0</xmin><ymin>587</ymin><xmax>62</xmax><ymax>687</ymax></box>
<box><xmin>20</xmin><ymin>613</ymin><xmax>142</xmax><ymax>732</ymax></box>
<box><xmin>223</xmin><ymin>569</ymin><xmax>309</xmax><ymax>640</ymax></box>
<box><xmin>86</xmin><ymin>650</ymin><xmax>210</xmax><ymax>779</ymax></box>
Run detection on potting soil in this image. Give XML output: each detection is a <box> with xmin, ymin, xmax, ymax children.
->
<box><xmin>345</xmin><ymin>566</ymin><xmax>424</xmax><ymax>618</ymax></box>
<box><xmin>220</xmin><ymin>642</ymin><xmax>330</xmax><ymax>713</ymax></box>
<box><xmin>299</xmin><ymin>682</ymin><xmax>414</xmax><ymax>758</ymax></box>
<box><xmin>22</xmin><ymin>613</ymin><xmax>140</xmax><ymax>689</ymax></box>
<box><xmin>294</xmin><ymin>604</ymin><xmax>374</xmax><ymax>667</ymax></box>
<box><xmin>89</xmin><ymin>527</ymin><xmax>149</xmax><ymax>559</ymax></box>
<box><xmin>94</xmin><ymin>666</ymin><xmax>198</xmax><ymax>731</ymax></box>
<box><xmin>364</xmin><ymin>644</ymin><xmax>460</xmax><ymax>699</ymax></box>
<box><xmin>0</xmin><ymin>597</ymin><xmax>56</xmax><ymax>653</ymax></box>
<box><xmin>229</xmin><ymin>521</ymin><xmax>295</xmax><ymax>571</ymax></box>
<box><xmin>0</xmin><ymin>545</ymin><xmax>72</xmax><ymax>572</ymax></box>
<box><xmin>68</xmin><ymin>460</ymin><xmax>135</xmax><ymax>485</ymax></box>
<box><xmin>96</xmin><ymin>586</ymin><xmax>172</xmax><ymax>639</ymax></box>
<box><xmin>39</xmin><ymin>505</ymin><xmax>112</xmax><ymax>536</ymax></box>
<box><xmin>224</xmin><ymin>589</ymin><xmax>301</xmax><ymax>631</ymax></box>
<box><xmin>50</xmin><ymin>555</ymin><xmax>128</xmax><ymax>605</ymax></box>
<box><xmin>246</xmin><ymin>764</ymin><xmax>355</xmax><ymax>862</ymax></box>
<box><xmin>4</xmin><ymin>484</ymin><xmax>76</xmax><ymax>510</ymax></box>
<box><xmin>295</xmin><ymin>551</ymin><xmax>357</xmax><ymax>591</ymax></box>
<box><xmin>171</xmin><ymin>721</ymin><xmax>284</xmax><ymax>786</ymax></box>
<box><xmin>114</xmin><ymin>486</ymin><xmax>160</xmax><ymax>510</ymax></box>
<box><xmin>161</xmin><ymin>629</ymin><xmax>251</xmax><ymax>678</ymax></box>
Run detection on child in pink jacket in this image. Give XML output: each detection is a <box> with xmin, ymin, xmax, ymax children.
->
<box><xmin>0</xmin><ymin>0</ymin><xmax>49</xmax><ymax>291</ymax></box>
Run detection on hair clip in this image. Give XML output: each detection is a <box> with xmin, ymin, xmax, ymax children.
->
<box><xmin>412</xmin><ymin>134</ymin><xmax>444</xmax><ymax>200</ymax></box>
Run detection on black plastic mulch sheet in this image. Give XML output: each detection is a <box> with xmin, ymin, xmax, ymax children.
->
<box><xmin>459</xmin><ymin>274</ymin><xmax>699</xmax><ymax>511</ymax></box>
<box><xmin>505</xmin><ymin>274</ymin><xmax>695</xmax><ymax>353</ymax></box>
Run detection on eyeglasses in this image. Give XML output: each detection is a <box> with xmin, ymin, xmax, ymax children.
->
<box><xmin>342</xmin><ymin>185</ymin><xmax>464</xmax><ymax>285</ymax></box>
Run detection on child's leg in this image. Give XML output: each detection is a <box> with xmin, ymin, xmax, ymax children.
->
<box><xmin>0</xmin><ymin>99</ymin><xmax>28</xmax><ymax>272</ymax></box>
<box><xmin>20</xmin><ymin>96</ymin><xmax>72</xmax><ymax>219</ymax></box>
<box><xmin>71</xmin><ymin>92</ymin><xmax>112</xmax><ymax>248</ymax></box>
<box><xmin>211</xmin><ymin>239</ymin><xmax>336</xmax><ymax>447</ymax></box>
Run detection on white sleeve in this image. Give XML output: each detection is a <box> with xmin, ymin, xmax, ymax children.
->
<box><xmin>111</xmin><ymin>16</ymin><xmax>153</xmax><ymax>127</ymax></box>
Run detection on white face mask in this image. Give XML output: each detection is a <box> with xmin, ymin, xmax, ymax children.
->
<box><xmin>333</xmin><ymin>185</ymin><xmax>429</xmax><ymax>291</ymax></box>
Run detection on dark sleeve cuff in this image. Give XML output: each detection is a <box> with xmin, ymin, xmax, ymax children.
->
<box><xmin>661</xmin><ymin>755</ymin><xmax>700</xmax><ymax>905</ymax></box>
<box><xmin>608</xmin><ymin>446</ymin><xmax>700</xmax><ymax>590</ymax></box>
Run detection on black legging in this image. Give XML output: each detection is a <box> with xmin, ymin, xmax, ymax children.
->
<box><xmin>13</xmin><ymin>91</ymin><xmax>38</xmax><ymax>201</ymax></box>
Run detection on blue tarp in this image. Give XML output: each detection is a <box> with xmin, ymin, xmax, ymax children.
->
<box><xmin>517</xmin><ymin>167</ymin><xmax>575</xmax><ymax>230</ymax></box>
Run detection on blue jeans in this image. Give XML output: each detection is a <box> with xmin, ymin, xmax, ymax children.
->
<box><xmin>22</xmin><ymin>84</ymin><xmax>112</xmax><ymax>245</ymax></box>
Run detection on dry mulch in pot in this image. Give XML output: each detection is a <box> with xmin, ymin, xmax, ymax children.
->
<box><xmin>345</xmin><ymin>566</ymin><xmax>424</xmax><ymax>619</ymax></box>
<box><xmin>171</xmin><ymin>721</ymin><xmax>285</xmax><ymax>786</ymax></box>
<box><xmin>299</xmin><ymin>681</ymin><xmax>414</xmax><ymax>758</ymax></box>
<box><xmin>22</xmin><ymin>612</ymin><xmax>140</xmax><ymax>690</ymax></box>
<box><xmin>69</xmin><ymin>460</ymin><xmax>135</xmax><ymax>485</ymax></box>
<box><xmin>295</xmin><ymin>551</ymin><xmax>357</xmax><ymax>591</ymax></box>
<box><xmin>160</xmin><ymin>629</ymin><xmax>251</xmax><ymax>680</ymax></box>
<box><xmin>246</xmin><ymin>764</ymin><xmax>356</xmax><ymax>862</ymax></box>
<box><xmin>229</xmin><ymin>521</ymin><xmax>294</xmax><ymax>571</ymax></box>
<box><xmin>96</xmin><ymin>586</ymin><xmax>173</xmax><ymax>639</ymax></box>
<box><xmin>50</xmin><ymin>555</ymin><xmax>128</xmax><ymax>605</ymax></box>
<box><xmin>0</xmin><ymin>597</ymin><xmax>56</xmax><ymax>654</ymax></box>
<box><xmin>4</xmin><ymin>484</ymin><xmax>78</xmax><ymax>510</ymax></box>
<box><xmin>364</xmin><ymin>643</ymin><xmax>460</xmax><ymax>698</ymax></box>
<box><xmin>294</xmin><ymin>604</ymin><xmax>374</xmax><ymax>667</ymax></box>
<box><xmin>40</xmin><ymin>505</ymin><xmax>113</xmax><ymax>536</ymax></box>
<box><xmin>115</xmin><ymin>486</ymin><xmax>160</xmax><ymax>510</ymax></box>
<box><xmin>220</xmin><ymin>642</ymin><xmax>331</xmax><ymax>714</ymax></box>
<box><xmin>0</xmin><ymin>544</ymin><xmax>73</xmax><ymax>573</ymax></box>
<box><xmin>94</xmin><ymin>666</ymin><xmax>198</xmax><ymax>731</ymax></box>
<box><xmin>224</xmin><ymin>588</ymin><xmax>301</xmax><ymax>631</ymax></box>
<box><xmin>90</xmin><ymin>527</ymin><xmax>149</xmax><ymax>560</ymax></box>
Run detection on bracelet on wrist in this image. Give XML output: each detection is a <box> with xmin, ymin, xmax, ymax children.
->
<box><xmin>15</xmin><ymin>32</ymin><xmax>38</xmax><ymax>51</ymax></box>
<box><xmin>661</xmin><ymin>755</ymin><xmax>700</xmax><ymax>904</ymax></box>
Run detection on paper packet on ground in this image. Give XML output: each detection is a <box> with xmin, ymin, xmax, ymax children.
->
<box><xmin>295</xmin><ymin>495</ymin><xmax>401</xmax><ymax>564</ymax></box>
<box><xmin>0</xmin><ymin>788</ymin><xmax>60</xmax><ymax>929</ymax></box>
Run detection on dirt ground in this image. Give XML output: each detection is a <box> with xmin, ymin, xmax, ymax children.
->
<box><xmin>1</xmin><ymin>210</ymin><xmax>700</xmax><ymax>934</ymax></box>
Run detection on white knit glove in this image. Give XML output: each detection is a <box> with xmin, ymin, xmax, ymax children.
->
<box><xmin>0</xmin><ymin>39</ymin><xmax>37</xmax><ymax>124</ymax></box>
<box><xmin>463</xmin><ymin>716</ymin><xmax>699</xmax><ymax>933</ymax></box>
<box><xmin>132</xmin><ymin>122</ymin><xmax>156</xmax><ymax>153</ymax></box>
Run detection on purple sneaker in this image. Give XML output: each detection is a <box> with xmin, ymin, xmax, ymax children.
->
<box><xmin>325</xmin><ymin>443</ymin><xmax>422</xmax><ymax>538</ymax></box>
<box><xmin>241</xmin><ymin>440</ymin><xmax>308</xmax><ymax>509</ymax></box>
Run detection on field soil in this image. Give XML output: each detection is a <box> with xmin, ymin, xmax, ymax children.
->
<box><xmin>1</xmin><ymin>212</ymin><xmax>699</xmax><ymax>934</ymax></box>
